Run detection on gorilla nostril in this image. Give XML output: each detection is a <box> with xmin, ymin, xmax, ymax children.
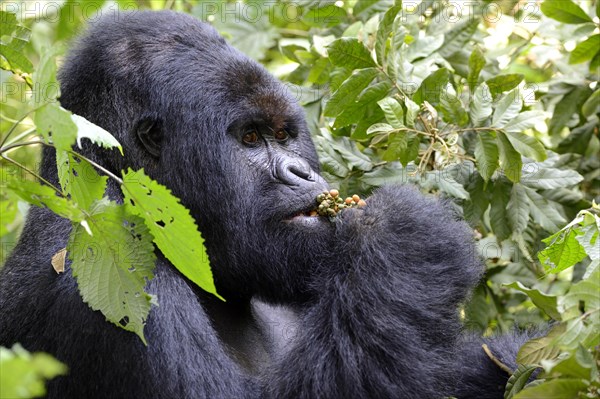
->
<box><xmin>277</xmin><ymin>159</ymin><xmax>315</xmax><ymax>185</ymax></box>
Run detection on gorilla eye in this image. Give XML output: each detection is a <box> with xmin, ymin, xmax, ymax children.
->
<box><xmin>274</xmin><ymin>130</ymin><xmax>288</xmax><ymax>141</ymax></box>
<box><xmin>242</xmin><ymin>131</ymin><xmax>259</xmax><ymax>145</ymax></box>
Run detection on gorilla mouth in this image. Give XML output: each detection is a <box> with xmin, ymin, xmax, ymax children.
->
<box><xmin>286</xmin><ymin>204</ymin><xmax>325</xmax><ymax>225</ymax></box>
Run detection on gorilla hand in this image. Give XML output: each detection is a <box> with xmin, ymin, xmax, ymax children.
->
<box><xmin>267</xmin><ymin>185</ymin><xmax>483</xmax><ymax>399</ymax></box>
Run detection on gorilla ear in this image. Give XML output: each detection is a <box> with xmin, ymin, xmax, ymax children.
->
<box><xmin>135</xmin><ymin>117</ymin><xmax>163</xmax><ymax>158</ymax></box>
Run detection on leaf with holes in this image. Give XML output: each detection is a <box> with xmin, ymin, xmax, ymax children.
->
<box><xmin>56</xmin><ymin>151</ymin><xmax>108</xmax><ymax>210</ymax></box>
<box><xmin>68</xmin><ymin>199</ymin><xmax>156</xmax><ymax>342</ymax></box>
<box><xmin>72</xmin><ymin>114</ymin><xmax>123</xmax><ymax>155</ymax></box>
<box><xmin>121</xmin><ymin>168</ymin><xmax>222</xmax><ymax>300</ymax></box>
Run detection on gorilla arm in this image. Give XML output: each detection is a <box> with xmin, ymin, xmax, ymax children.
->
<box><xmin>265</xmin><ymin>185</ymin><xmax>515</xmax><ymax>398</ymax></box>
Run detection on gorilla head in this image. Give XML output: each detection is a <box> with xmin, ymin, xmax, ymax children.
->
<box><xmin>56</xmin><ymin>10</ymin><xmax>331</xmax><ymax>303</ymax></box>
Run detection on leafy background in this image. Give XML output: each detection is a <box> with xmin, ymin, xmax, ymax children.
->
<box><xmin>0</xmin><ymin>0</ymin><xmax>598</xmax><ymax>398</ymax></box>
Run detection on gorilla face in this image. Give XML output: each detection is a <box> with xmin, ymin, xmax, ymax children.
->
<box><xmin>57</xmin><ymin>11</ymin><xmax>331</xmax><ymax>302</ymax></box>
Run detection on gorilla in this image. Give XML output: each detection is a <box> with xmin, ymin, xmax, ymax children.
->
<box><xmin>0</xmin><ymin>10</ymin><xmax>528</xmax><ymax>399</ymax></box>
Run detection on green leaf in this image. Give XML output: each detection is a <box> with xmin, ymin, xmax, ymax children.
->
<box><xmin>558</xmin><ymin>268</ymin><xmax>600</xmax><ymax>319</ymax></box>
<box><xmin>6</xmin><ymin>177</ymin><xmax>85</xmax><ymax>222</ymax></box>
<box><xmin>439</xmin><ymin>19</ymin><xmax>479</xmax><ymax>58</ymax></box>
<box><xmin>497</xmin><ymin>133</ymin><xmax>522</xmax><ymax>182</ymax></box>
<box><xmin>427</xmin><ymin>170</ymin><xmax>470</xmax><ymax>200</ymax></box>
<box><xmin>303</xmin><ymin>5</ymin><xmax>347</xmax><ymax>27</ymax></box>
<box><xmin>56</xmin><ymin>151</ymin><xmax>108</xmax><ymax>210</ymax></box>
<box><xmin>517</xmin><ymin>325</ymin><xmax>564</xmax><ymax>365</ymax></box>
<box><xmin>121</xmin><ymin>169</ymin><xmax>222</xmax><ymax>300</ymax></box>
<box><xmin>549</xmin><ymin>86</ymin><xmax>593</xmax><ymax>137</ymax></box>
<box><xmin>404</xmin><ymin>98</ymin><xmax>420</xmax><ymax>128</ymax></box>
<box><xmin>503</xmin><ymin>111</ymin><xmax>546</xmax><ymax>134</ymax></box>
<box><xmin>505</xmin><ymin>282</ymin><xmax>560</xmax><ymax>320</ymax></box>
<box><xmin>375</xmin><ymin>4</ymin><xmax>402</xmax><ymax>66</ymax></box>
<box><xmin>521</xmin><ymin>167</ymin><xmax>584</xmax><ymax>190</ymax></box>
<box><xmin>504</xmin><ymin>131</ymin><xmax>547</xmax><ymax>162</ymax></box>
<box><xmin>0</xmin><ymin>344</ymin><xmax>67</xmax><ymax>399</ymax></box>
<box><xmin>581</xmin><ymin>89</ymin><xmax>600</xmax><ymax>119</ymax></box>
<box><xmin>0</xmin><ymin>43</ymin><xmax>33</xmax><ymax>74</ymax></box>
<box><xmin>0</xmin><ymin>11</ymin><xmax>17</xmax><ymax>36</ymax></box>
<box><xmin>440</xmin><ymin>92</ymin><xmax>469</xmax><ymax>126</ymax></box>
<box><xmin>383</xmin><ymin>132</ymin><xmax>409</xmax><ymax>162</ymax></box>
<box><xmin>32</xmin><ymin>45</ymin><xmax>63</xmax><ymax>105</ymax></box>
<box><xmin>413</xmin><ymin>68</ymin><xmax>450</xmax><ymax>105</ymax></box>
<box><xmin>68</xmin><ymin>199</ymin><xmax>156</xmax><ymax>342</ymax></box>
<box><xmin>72</xmin><ymin>114</ymin><xmax>123</xmax><ymax>155</ymax></box>
<box><xmin>524</xmin><ymin>186</ymin><xmax>566</xmax><ymax>233</ymax></box>
<box><xmin>325</xmin><ymin>68</ymin><xmax>379</xmax><ymax>117</ymax></box>
<box><xmin>504</xmin><ymin>364</ymin><xmax>539</xmax><ymax>399</ymax></box>
<box><xmin>570</xmin><ymin>34</ymin><xmax>600</xmax><ymax>64</ymax></box>
<box><xmin>490</xmin><ymin>180</ymin><xmax>511</xmax><ymax>241</ymax></box>
<box><xmin>513</xmin><ymin>378</ymin><xmax>588</xmax><ymax>399</ymax></box>
<box><xmin>34</xmin><ymin>103</ymin><xmax>77</xmax><ymax>151</ymax></box>
<box><xmin>486</xmin><ymin>74</ymin><xmax>524</xmax><ymax>98</ymax></box>
<box><xmin>475</xmin><ymin>130</ymin><xmax>499</xmax><ymax>181</ymax></box>
<box><xmin>468</xmin><ymin>46</ymin><xmax>486</xmax><ymax>92</ymax></box>
<box><xmin>334</xmin><ymin>81</ymin><xmax>392</xmax><ymax>128</ymax></box>
<box><xmin>367</xmin><ymin>123</ymin><xmax>396</xmax><ymax>135</ymax></box>
<box><xmin>405</xmin><ymin>34</ymin><xmax>444</xmax><ymax>62</ymax></box>
<box><xmin>470</xmin><ymin>83</ymin><xmax>493</xmax><ymax>127</ymax></box>
<box><xmin>576</xmin><ymin>222</ymin><xmax>599</xmax><ymax>260</ymax></box>
<box><xmin>507</xmin><ymin>184</ymin><xmax>530</xmax><ymax>233</ymax></box>
<box><xmin>328</xmin><ymin>38</ymin><xmax>377</xmax><ymax>70</ymax></box>
<box><xmin>377</xmin><ymin>97</ymin><xmax>405</xmax><ymax>128</ymax></box>
<box><xmin>541</xmin><ymin>0</ymin><xmax>593</xmax><ymax>24</ymax></box>
<box><xmin>214</xmin><ymin>19</ymin><xmax>278</xmax><ymax>61</ymax></box>
<box><xmin>492</xmin><ymin>90</ymin><xmax>522</xmax><ymax>128</ymax></box>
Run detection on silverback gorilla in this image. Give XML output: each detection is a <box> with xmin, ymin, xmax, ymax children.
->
<box><xmin>0</xmin><ymin>11</ymin><xmax>529</xmax><ymax>399</ymax></box>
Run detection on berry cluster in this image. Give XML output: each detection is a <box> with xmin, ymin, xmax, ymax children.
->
<box><xmin>316</xmin><ymin>189</ymin><xmax>366</xmax><ymax>218</ymax></box>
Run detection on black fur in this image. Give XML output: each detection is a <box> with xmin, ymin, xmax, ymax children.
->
<box><xmin>0</xmin><ymin>11</ymin><xmax>525</xmax><ymax>398</ymax></box>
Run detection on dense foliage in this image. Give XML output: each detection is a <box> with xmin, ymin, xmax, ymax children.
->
<box><xmin>1</xmin><ymin>1</ymin><xmax>598</xmax><ymax>397</ymax></box>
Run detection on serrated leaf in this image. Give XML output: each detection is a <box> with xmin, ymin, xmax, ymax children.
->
<box><xmin>72</xmin><ymin>114</ymin><xmax>123</xmax><ymax>155</ymax></box>
<box><xmin>497</xmin><ymin>132</ymin><xmax>522</xmax><ymax>182</ymax></box>
<box><xmin>470</xmin><ymin>83</ymin><xmax>493</xmax><ymax>127</ymax></box>
<box><xmin>492</xmin><ymin>90</ymin><xmax>522</xmax><ymax>128</ymax></box>
<box><xmin>439</xmin><ymin>19</ymin><xmax>478</xmax><ymax>58</ymax></box>
<box><xmin>34</xmin><ymin>103</ymin><xmax>77</xmax><ymax>151</ymax></box>
<box><xmin>486</xmin><ymin>74</ymin><xmax>524</xmax><ymax>98</ymax></box>
<box><xmin>521</xmin><ymin>167</ymin><xmax>584</xmax><ymax>190</ymax></box>
<box><xmin>541</xmin><ymin>0</ymin><xmax>593</xmax><ymax>24</ymax></box>
<box><xmin>505</xmin><ymin>282</ymin><xmax>560</xmax><ymax>320</ymax></box>
<box><xmin>413</xmin><ymin>68</ymin><xmax>450</xmax><ymax>105</ymax></box>
<box><xmin>570</xmin><ymin>34</ymin><xmax>600</xmax><ymax>64</ymax></box>
<box><xmin>121</xmin><ymin>169</ymin><xmax>221</xmax><ymax>300</ymax></box>
<box><xmin>524</xmin><ymin>186</ymin><xmax>566</xmax><ymax>233</ymax></box>
<box><xmin>56</xmin><ymin>151</ymin><xmax>108</xmax><ymax>210</ymax></box>
<box><xmin>6</xmin><ymin>177</ymin><xmax>85</xmax><ymax>222</ymax></box>
<box><xmin>375</xmin><ymin>4</ymin><xmax>402</xmax><ymax>66</ymax></box>
<box><xmin>504</xmin><ymin>364</ymin><xmax>538</xmax><ymax>399</ymax></box>
<box><xmin>507</xmin><ymin>184</ymin><xmax>530</xmax><ymax>233</ymax></box>
<box><xmin>468</xmin><ymin>46</ymin><xmax>486</xmax><ymax>92</ymax></box>
<box><xmin>68</xmin><ymin>199</ymin><xmax>156</xmax><ymax>342</ymax></box>
<box><xmin>378</xmin><ymin>97</ymin><xmax>405</xmax><ymax>128</ymax></box>
<box><xmin>504</xmin><ymin>131</ymin><xmax>547</xmax><ymax>162</ymax></box>
<box><xmin>327</xmin><ymin>38</ymin><xmax>377</xmax><ymax>70</ymax></box>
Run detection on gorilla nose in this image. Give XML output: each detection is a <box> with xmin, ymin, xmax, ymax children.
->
<box><xmin>277</xmin><ymin>158</ymin><xmax>327</xmax><ymax>188</ymax></box>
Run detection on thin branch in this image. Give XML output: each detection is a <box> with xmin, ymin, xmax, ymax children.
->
<box><xmin>0</xmin><ymin>154</ymin><xmax>62</xmax><ymax>195</ymax></box>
